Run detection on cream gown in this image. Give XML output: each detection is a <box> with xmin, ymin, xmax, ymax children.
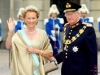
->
<box><xmin>10</xmin><ymin>28</ymin><xmax>53</xmax><ymax>75</ymax></box>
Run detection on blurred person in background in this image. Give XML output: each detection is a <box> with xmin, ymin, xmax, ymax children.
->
<box><xmin>5</xmin><ymin>5</ymin><xmax>53</xmax><ymax>75</ymax></box>
<box><xmin>79</xmin><ymin>4</ymin><xmax>94</xmax><ymax>26</ymax></box>
<box><xmin>44</xmin><ymin>4</ymin><xmax>64</xmax><ymax>56</ymax></box>
<box><xmin>15</xmin><ymin>7</ymin><xmax>27</xmax><ymax>32</ymax></box>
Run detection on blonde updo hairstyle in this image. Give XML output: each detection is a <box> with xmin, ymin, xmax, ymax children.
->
<box><xmin>22</xmin><ymin>5</ymin><xmax>40</xmax><ymax>19</ymax></box>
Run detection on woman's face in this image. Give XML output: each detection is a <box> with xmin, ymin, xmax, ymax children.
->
<box><xmin>24</xmin><ymin>11</ymin><xmax>38</xmax><ymax>28</ymax></box>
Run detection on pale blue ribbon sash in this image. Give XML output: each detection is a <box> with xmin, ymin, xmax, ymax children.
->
<box><xmin>20</xmin><ymin>30</ymin><xmax>39</xmax><ymax>75</ymax></box>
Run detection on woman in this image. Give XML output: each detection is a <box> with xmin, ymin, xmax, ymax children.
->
<box><xmin>6</xmin><ymin>5</ymin><xmax>53</xmax><ymax>75</ymax></box>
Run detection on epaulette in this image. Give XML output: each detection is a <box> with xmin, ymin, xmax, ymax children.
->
<box><xmin>82</xmin><ymin>22</ymin><xmax>92</xmax><ymax>27</ymax></box>
<box><xmin>64</xmin><ymin>23</ymin><xmax>69</xmax><ymax>28</ymax></box>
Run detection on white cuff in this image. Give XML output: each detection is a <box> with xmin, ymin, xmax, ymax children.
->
<box><xmin>50</xmin><ymin>35</ymin><xmax>56</xmax><ymax>41</ymax></box>
<box><xmin>51</xmin><ymin>30</ymin><xmax>55</xmax><ymax>36</ymax></box>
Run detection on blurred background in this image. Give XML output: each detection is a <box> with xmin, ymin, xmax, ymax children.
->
<box><xmin>0</xmin><ymin>0</ymin><xmax>100</xmax><ymax>49</ymax></box>
<box><xmin>0</xmin><ymin>0</ymin><xmax>100</xmax><ymax>75</ymax></box>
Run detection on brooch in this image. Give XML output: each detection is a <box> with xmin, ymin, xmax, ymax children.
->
<box><xmin>72</xmin><ymin>46</ymin><xmax>78</xmax><ymax>53</ymax></box>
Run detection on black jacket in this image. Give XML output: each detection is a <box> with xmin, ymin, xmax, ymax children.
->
<box><xmin>55</xmin><ymin>20</ymin><xmax>97</xmax><ymax>75</ymax></box>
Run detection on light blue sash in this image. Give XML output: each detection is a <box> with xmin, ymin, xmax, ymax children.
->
<box><xmin>20</xmin><ymin>30</ymin><xmax>39</xmax><ymax>75</ymax></box>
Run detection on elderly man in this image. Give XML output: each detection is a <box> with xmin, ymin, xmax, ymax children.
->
<box><xmin>49</xmin><ymin>1</ymin><xmax>97</xmax><ymax>75</ymax></box>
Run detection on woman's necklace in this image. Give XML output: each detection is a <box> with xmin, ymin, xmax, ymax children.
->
<box><xmin>26</xmin><ymin>28</ymin><xmax>36</xmax><ymax>35</ymax></box>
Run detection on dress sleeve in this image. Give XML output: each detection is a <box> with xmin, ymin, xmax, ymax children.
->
<box><xmin>85</xmin><ymin>27</ymin><xmax>97</xmax><ymax>75</ymax></box>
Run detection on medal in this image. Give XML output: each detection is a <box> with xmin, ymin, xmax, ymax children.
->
<box><xmin>72</xmin><ymin>46</ymin><xmax>78</xmax><ymax>52</ymax></box>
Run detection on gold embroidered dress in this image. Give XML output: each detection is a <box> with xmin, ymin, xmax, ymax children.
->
<box><xmin>10</xmin><ymin>29</ymin><xmax>52</xmax><ymax>75</ymax></box>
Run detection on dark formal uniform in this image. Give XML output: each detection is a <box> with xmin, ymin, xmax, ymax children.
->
<box><xmin>55</xmin><ymin>1</ymin><xmax>97</xmax><ymax>75</ymax></box>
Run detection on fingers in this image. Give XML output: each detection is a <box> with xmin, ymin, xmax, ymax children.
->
<box><xmin>10</xmin><ymin>18</ymin><xmax>14</xmax><ymax>23</ymax></box>
<box><xmin>7</xmin><ymin>18</ymin><xmax>15</xmax><ymax>24</ymax></box>
<box><xmin>26</xmin><ymin>47</ymin><xmax>33</xmax><ymax>53</ymax></box>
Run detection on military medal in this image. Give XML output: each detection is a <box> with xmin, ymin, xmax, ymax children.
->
<box><xmin>72</xmin><ymin>46</ymin><xmax>78</xmax><ymax>52</ymax></box>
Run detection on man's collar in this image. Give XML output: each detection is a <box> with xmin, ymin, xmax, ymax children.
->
<box><xmin>70</xmin><ymin>19</ymin><xmax>80</xmax><ymax>29</ymax></box>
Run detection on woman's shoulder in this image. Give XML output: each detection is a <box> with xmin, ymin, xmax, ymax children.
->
<box><xmin>38</xmin><ymin>28</ymin><xmax>45</xmax><ymax>32</ymax></box>
<box><xmin>13</xmin><ymin>30</ymin><xmax>21</xmax><ymax>37</ymax></box>
<box><xmin>38</xmin><ymin>28</ymin><xmax>47</xmax><ymax>36</ymax></box>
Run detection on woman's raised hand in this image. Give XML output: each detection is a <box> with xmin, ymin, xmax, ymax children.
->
<box><xmin>7</xmin><ymin>18</ymin><xmax>15</xmax><ymax>33</ymax></box>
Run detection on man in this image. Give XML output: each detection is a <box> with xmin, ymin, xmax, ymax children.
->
<box><xmin>49</xmin><ymin>1</ymin><xmax>97</xmax><ymax>75</ymax></box>
<box><xmin>44</xmin><ymin>4</ymin><xmax>64</xmax><ymax>56</ymax></box>
<box><xmin>79</xmin><ymin>4</ymin><xmax>94</xmax><ymax>26</ymax></box>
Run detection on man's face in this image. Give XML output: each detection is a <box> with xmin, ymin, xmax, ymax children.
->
<box><xmin>65</xmin><ymin>11</ymin><xmax>80</xmax><ymax>25</ymax></box>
